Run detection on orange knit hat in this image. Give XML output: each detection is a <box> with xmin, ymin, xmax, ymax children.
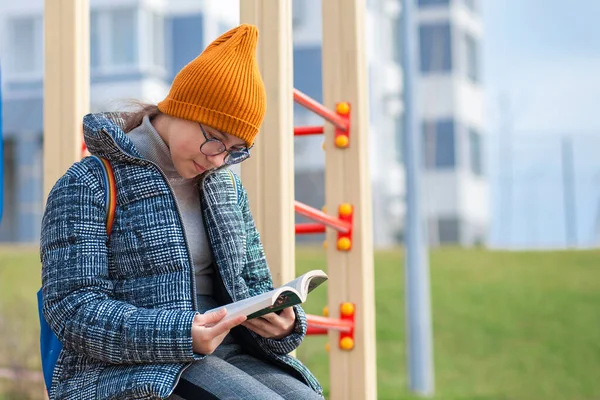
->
<box><xmin>158</xmin><ymin>24</ymin><xmax>266</xmax><ymax>147</ymax></box>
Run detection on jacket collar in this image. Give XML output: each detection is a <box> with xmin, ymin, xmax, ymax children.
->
<box><xmin>82</xmin><ymin>112</ymin><xmax>144</xmax><ymax>164</ymax></box>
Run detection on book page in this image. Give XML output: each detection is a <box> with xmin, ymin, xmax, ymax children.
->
<box><xmin>247</xmin><ymin>290</ymin><xmax>303</xmax><ymax>319</ymax></box>
<box><xmin>304</xmin><ymin>275</ymin><xmax>328</xmax><ymax>294</ymax></box>
<box><xmin>284</xmin><ymin>269</ymin><xmax>328</xmax><ymax>296</ymax></box>
<box><xmin>209</xmin><ymin>290</ymin><xmax>275</xmax><ymax>319</ymax></box>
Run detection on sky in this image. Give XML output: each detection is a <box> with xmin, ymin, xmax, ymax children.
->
<box><xmin>482</xmin><ymin>0</ymin><xmax>600</xmax><ymax>248</ymax></box>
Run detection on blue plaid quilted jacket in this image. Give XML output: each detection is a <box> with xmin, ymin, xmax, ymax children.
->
<box><xmin>40</xmin><ymin>113</ymin><xmax>323</xmax><ymax>399</ymax></box>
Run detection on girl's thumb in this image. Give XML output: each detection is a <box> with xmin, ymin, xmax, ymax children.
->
<box><xmin>198</xmin><ymin>308</ymin><xmax>227</xmax><ymax>326</ymax></box>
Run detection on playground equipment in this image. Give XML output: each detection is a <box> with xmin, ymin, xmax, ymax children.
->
<box><xmin>241</xmin><ymin>1</ymin><xmax>376</xmax><ymax>399</ymax></box>
<box><xmin>43</xmin><ymin>0</ymin><xmax>376</xmax><ymax>399</ymax></box>
<box><xmin>43</xmin><ymin>0</ymin><xmax>90</xmax><ymax>203</ymax></box>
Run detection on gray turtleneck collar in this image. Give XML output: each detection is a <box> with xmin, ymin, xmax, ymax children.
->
<box><xmin>127</xmin><ymin>115</ymin><xmax>214</xmax><ymax>296</ymax></box>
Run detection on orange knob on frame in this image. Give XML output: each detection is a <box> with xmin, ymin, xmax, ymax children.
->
<box><xmin>336</xmin><ymin>102</ymin><xmax>350</xmax><ymax>115</ymax></box>
<box><xmin>335</xmin><ymin>135</ymin><xmax>349</xmax><ymax>148</ymax></box>
<box><xmin>340</xmin><ymin>337</ymin><xmax>354</xmax><ymax>351</ymax></box>
<box><xmin>340</xmin><ymin>302</ymin><xmax>355</xmax><ymax>317</ymax></box>
<box><xmin>337</xmin><ymin>237</ymin><xmax>351</xmax><ymax>251</ymax></box>
<box><xmin>338</xmin><ymin>203</ymin><xmax>353</xmax><ymax>217</ymax></box>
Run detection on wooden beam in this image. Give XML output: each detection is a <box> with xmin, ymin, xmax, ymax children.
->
<box><xmin>322</xmin><ymin>0</ymin><xmax>377</xmax><ymax>398</ymax></box>
<box><xmin>43</xmin><ymin>0</ymin><xmax>90</xmax><ymax>202</ymax></box>
<box><xmin>239</xmin><ymin>0</ymin><xmax>295</xmax><ymax>288</ymax></box>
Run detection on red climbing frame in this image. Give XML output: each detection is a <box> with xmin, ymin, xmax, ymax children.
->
<box><xmin>294</xmin><ymin>201</ymin><xmax>351</xmax><ymax>234</ymax></box>
<box><xmin>293</xmin><ymin>88</ymin><xmax>356</xmax><ymax>347</ymax></box>
<box><xmin>293</xmin><ymin>89</ymin><xmax>349</xmax><ymax>131</ymax></box>
<box><xmin>294</xmin><ymin>126</ymin><xmax>324</xmax><ymax>136</ymax></box>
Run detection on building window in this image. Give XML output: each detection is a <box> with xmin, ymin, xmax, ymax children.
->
<box><xmin>7</xmin><ymin>16</ymin><xmax>43</xmax><ymax>77</ymax></box>
<box><xmin>170</xmin><ymin>14</ymin><xmax>204</xmax><ymax>80</ymax></box>
<box><xmin>418</xmin><ymin>0</ymin><xmax>450</xmax><ymax>7</ymax></box>
<box><xmin>395</xmin><ymin>115</ymin><xmax>404</xmax><ymax>164</ymax></box>
<box><xmin>110</xmin><ymin>9</ymin><xmax>137</xmax><ymax>66</ymax></box>
<box><xmin>422</xmin><ymin>119</ymin><xmax>455</xmax><ymax>169</ymax></box>
<box><xmin>465</xmin><ymin>32</ymin><xmax>480</xmax><ymax>83</ymax></box>
<box><xmin>392</xmin><ymin>15</ymin><xmax>402</xmax><ymax>64</ymax></box>
<box><xmin>438</xmin><ymin>216</ymin><xmax>460</xmax><ymax>243</ymax></box>
<box><xmin>151</xmin><ymin>12</ymin><xmax>166</xmax><ymax>69</ymax></box>
<box><xmin>419</xmin><ymin>23</ymin><xmax>452</xmax><ymax>73</ymax></box>
<box><xmin>90</xmin><ymin>12</ymin><xmax>101</xmax><ymax>68</ymax></box>
<box><xmin>292</xmin><ymin>0</ymin><xmax>305</xmax><ymax>28</ymax></box>
<box><xmin>469</xmin><ymin>128</ymin><xmax>483</xmax><ymax>176</ymax></box>
<box><xmin>90</xmin><ymin>8</ymin><xmax>138</xmax><ymax>72</ymax></box>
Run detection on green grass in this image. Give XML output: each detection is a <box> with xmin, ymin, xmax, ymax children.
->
<box><xmin>1</xmin><ymin>246</ymin><xmax>600</xmax><ymax>399</ymax></box>
<box><xmin>0</xmin><ymin>246</ymin><xmax>44</xmax><ymax>399</ymax></box>
<box><xmin>296</xmin><ymin>247</ymin><xmax>600</xmax><ymax>400</ymax></box>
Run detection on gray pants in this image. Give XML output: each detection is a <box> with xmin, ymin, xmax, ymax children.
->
<box><xmin>169</xmin><ymin>296</ymin><xmax>322</xmax><ymax>400</ymax></box>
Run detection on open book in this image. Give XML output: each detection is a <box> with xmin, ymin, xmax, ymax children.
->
<box><xmin>207</xmin><ymin>270</ymin><xmax>328</xmax><ymax>321</ymax></box>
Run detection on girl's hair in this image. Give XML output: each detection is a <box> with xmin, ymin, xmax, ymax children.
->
<box><xmin>121</xmin><ymin>102</ymin><xmax>162</xmax><ymax>133</ymax></box>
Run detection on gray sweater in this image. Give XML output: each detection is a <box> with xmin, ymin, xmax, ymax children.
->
<box><xmin>128</xmin><ymin>115</ymin><xmax>214</xmax><ymax>295</ymax></box>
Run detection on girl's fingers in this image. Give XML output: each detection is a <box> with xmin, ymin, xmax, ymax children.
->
<box><xmin>209</xmin><ymin>315</ymin><xmax>247</xmax><ymax>338</ymax></box>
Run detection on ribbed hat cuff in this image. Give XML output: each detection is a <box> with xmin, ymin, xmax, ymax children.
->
<box><xmin>158</xmin><ymin>98</ymin><xmax>259</xmax><ymax>147</ymax></box>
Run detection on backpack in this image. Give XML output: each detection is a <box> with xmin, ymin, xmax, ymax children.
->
<box><xmin>37</xmin><ymin>155</ymin><xmax>117</xmax><ymax>393</ymax></box>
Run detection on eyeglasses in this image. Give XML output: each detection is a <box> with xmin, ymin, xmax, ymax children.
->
<box><xmin>198</xmin><ymin>124</ymin><xmax>251</xmax><ymax>165</ymax></box>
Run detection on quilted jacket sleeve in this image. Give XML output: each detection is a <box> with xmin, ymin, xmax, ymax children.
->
<box><xmin>40</xmin><ymin>162</ymin><xmax>200</xmax><ymax>364</ymax></box>
<box><xmin>234</xmin><ymin>173</ymin><xmax>309</xmax><ymax>355</ymax></box>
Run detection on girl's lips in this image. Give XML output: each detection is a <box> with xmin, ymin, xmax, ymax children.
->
<box><xmin>193</xmin><ymin>161</ymin><xmax>206</xmax><ymax>174</ymax></box>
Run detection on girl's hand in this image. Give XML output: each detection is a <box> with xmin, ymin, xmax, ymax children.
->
<box><xmin>242</xmin><ymin>307</ymin><xmax>296</xmax><ymax>339</ymax></box>
<box><xmin>191</xmin><ymin>309</ymin><xmax>246</xmax><ymax>354</ymax></box>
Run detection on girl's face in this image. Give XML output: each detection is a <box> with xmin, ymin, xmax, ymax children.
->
<box><xmin>158</xmin><ymin>116</ymin><xmax>248</xmax><ymax>179</ymax></box>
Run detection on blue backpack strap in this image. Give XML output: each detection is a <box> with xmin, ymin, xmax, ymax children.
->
<box><xmin>38</xmin><ymin>156</ymin><xmax>116</xmax><ymax>393</ymax></box>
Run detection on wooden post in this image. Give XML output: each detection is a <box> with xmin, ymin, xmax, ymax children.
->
<box><xmin>322</xmin><ymin>0</ymin><xmax>377</xmax><ymax>398</ymax></box>
<box><xmin>43</xmin><ymin>0</ymin><xmax>90</xmax><ymax>201</ymax></box>
<box><xmin>239</xmin><ymin>0</ymin><xmax>295</xmax><ymax>288</ymax></box>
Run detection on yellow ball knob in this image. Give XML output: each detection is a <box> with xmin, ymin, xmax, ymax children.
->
<box><xmin>338</xmin><ymin>203</ymin><xmax>353</xmax><ymax>217</ymax></box>
<box><xmin>335</xmin><ymin>135</ymin><xmax>349</xmax><ymax>148</ymax></box>
<box><xmin>337</xmin><ymin>237</ymin><xmax>351</xmax><ymax>251</ymax></box>
<box><xmin>336</xmin><ymin>102</ymin><xmax>350</xmax><ymax>115</ymax></box>
<box><xmin>340</xmin><ymin>337</ymin><xmax>354</xmax><ymax>350</ymax></box>
<box><xmin>322</xmin><ymin>140</ymin><xmax>326</xmax><ymax>151</ymax></box>
<box><xmin>325</xmin><ymin>343</ymin><xmax>331</xmax><ymax>352</ymax></box>
<box><xmin>322</xmin><ymin>306</ymin><xmax>329</xmax><ymax>317</ymax></box>
<box><xmin>340</xmin><ymin>302</ymin><xmax>355</xmax><ymax>317</ymax></box>
<box><xmin>323</xmin><ymin>240</ymin><xmax>328</xmax><ymax>250</ymax></box>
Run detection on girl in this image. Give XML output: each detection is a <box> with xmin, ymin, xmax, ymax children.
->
<box><xmin>40</xmin><ymin>24</ymin><xmax>323</xmax><ymax>400</ymax></box>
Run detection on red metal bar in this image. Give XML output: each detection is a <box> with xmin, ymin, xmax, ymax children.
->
<box><xmin>293</xmin><ymin>89</ymin><xmax>349</xmax><ymax>131</ymax></box>
<box><xmin>306</xmin><ymin>314</ymin><xmax>354</xmax><ymax>333</ymax></box>
<box><xmin>294</xmin><ymin>125</ymin><xmax>324</xmax><ymax>136</ymax></box>
<box><xmin>306</xmin><ymin>326</ymin><xmax>328</xmax><ymax>335</ymax></box>
<box><xmin>295</xmin><ymin>223</ymin><xmax>326</xmax><ymax>234</ymax></box>
<box><xmin>294</xmin><ymin>201</ymin><xmax>352</xmax><ymax>234</ymax></box>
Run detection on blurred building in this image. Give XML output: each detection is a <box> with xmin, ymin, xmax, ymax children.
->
<box><xmin>293</xmin><ymin>0</ymin><xmax>488</xmax><ymax>247</ymax></box>
<box><xmin>0</xmin><ymin>0</ymin><xmax>487</xmax><ymax>247</ymax></box>
<box><xmin>417</xmin><ymin>0</ymin><xmax>488</xmax><ymax>246</ymax></box>
<box><xmin>0</xmin><ymin>0</ymin><xmax>239</xmax><ymax>242</ymax></box>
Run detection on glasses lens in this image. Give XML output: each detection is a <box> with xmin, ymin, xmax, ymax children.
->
<box><xmin>201</xmin><ymin>140</ymin><xmax>226</xmax><ymax>156</ymax></box>
<box><xmin>225</xmin><ymin>150</ymin><xmax>250</xmax><ymax>165</ymax></box>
